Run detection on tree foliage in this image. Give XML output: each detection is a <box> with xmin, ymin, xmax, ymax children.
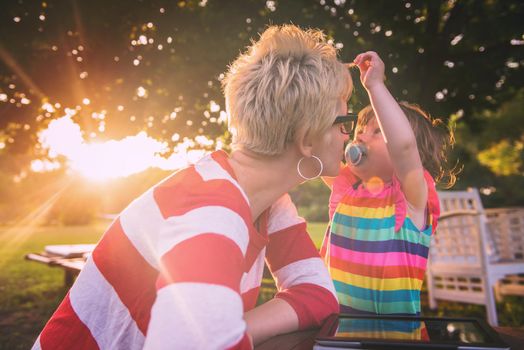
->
<box><xmin>0</xmin><ymin>0</ymin><xmax>523</xmax><ymax>222</ymax></box>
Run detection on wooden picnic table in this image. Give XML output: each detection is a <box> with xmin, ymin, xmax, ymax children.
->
<box><xmin>25</xmin><ymin>244</ymin><xmax>95</xmax><ymax>286</ymax></box>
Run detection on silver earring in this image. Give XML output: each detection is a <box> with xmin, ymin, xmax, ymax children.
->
<box><xmin>297</xmin><ymin>155</ymin><xmax>323</xmax><ymax>180</ymax></box>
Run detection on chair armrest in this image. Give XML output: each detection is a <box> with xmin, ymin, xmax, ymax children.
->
<box><xmin>439</xmin><ymin>209</ymin><xmax>481</xmax><ymax>220</ymax></box>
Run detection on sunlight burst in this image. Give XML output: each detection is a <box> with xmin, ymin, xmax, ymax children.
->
<box><xmin>36</xmin><ymin>115</ymin><xmax>210</xmax><ymax>181</ymax></box>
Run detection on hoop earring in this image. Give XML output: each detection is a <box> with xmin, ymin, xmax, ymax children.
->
<box><xmin>297</xmin><ymin>155</ymin><xmax>323</xmax><ymax>180</ymax></box>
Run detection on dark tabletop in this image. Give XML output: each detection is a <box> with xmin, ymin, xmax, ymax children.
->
<box><xmin>255</xmin><ymin>327</ymin><xmax>524</xmax><ymax>350</ymax></box>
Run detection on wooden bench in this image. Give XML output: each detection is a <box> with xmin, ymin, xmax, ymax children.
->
<box><xmin>25</xmin><ymin>244</ymin><xmax>95</xmax><ymax>287</ymax></box>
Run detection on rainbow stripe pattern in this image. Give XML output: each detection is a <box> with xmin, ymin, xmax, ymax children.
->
<box><xmin>335</xmin><ymin>318</ymin><xmax>429</xmax><ymax>341</ymax></box>
<box><xmin>322</xmin><ymin>172</ymin><xmax>438</xmax><ymax>315</ymax></box>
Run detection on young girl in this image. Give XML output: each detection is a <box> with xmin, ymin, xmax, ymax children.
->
<box><xmin>321</xmin><ymin>51</ymin><xmax>456</xmax><ymax>315</ymax></box>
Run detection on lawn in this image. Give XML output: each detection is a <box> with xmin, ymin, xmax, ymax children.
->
<box><xmin>306</xmin><ymin>221</ymin><xmax>327</xmax><ymax>248</ymax></box>
<box><xmin>1</xmin><ymin>221</ymin><xmax>522</xmax><ymax>349</ymax></box>
<box><xmin>0</xmin><ymin>220</ymin><xmax>109</xmax><ymax>350</ymax></box>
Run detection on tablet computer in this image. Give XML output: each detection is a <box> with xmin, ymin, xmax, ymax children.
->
<box><xmin>315</xmin><ymin>314</ymin><xmax>510</xmax><ymax>349</ymax></box>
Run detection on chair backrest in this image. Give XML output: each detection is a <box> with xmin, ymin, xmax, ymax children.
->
<box><xmin>431</xmin><ymin>188</ymin><xmax>490</xmax><ymax>267</ymax></box>
<box><xmin>485</xmin><ymin>207</ymin><xmax>524</xmax><ymax>262</ymax></box>
<box><xmin>428</xmin><ymin>188</ymin><xmax>522</xmax><ymax>325</ymax></box>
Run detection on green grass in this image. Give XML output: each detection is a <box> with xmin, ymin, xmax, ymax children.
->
<box><xmin>306</xmin><ymin>221</ymin><xmax>328</xmax><ymax>249</ymax></box>
<box><xmin>0</xmin><ymin>220</ymin><xmax>108</xmax><ymax>350</ymax></box>
<box><xmin>1</xmin><ymin>221</ymin><xmax>522</xmax><ymax>349</ymax></box>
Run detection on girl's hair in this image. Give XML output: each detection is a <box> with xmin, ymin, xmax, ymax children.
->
<box><xmin>222</xmin><ymin>24</ymin><xmax>352</xmax><ymax>156</ymax></box>
<box><xmin>356</xmin><ymin>102</ymin><xmax>458</xmax><ymax>188</ymax></box>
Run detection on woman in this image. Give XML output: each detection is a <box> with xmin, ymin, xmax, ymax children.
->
<box><xmin>34</xmin><ymin>24</ymin><xmax>353</xmax><ymax>349</ymax></box>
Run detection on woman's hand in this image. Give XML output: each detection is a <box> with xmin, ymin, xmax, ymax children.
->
<box><xmin>244</xmin><ymin>298</ymin><xmax>299</xmax><ymax>346</ymax></box>
<box><xmin>353</xmin><ymin>51</ymin><xmax>385</xmax><ymax>90</ymax></box>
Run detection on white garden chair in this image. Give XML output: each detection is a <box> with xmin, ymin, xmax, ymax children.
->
<box><xmin>485</xmin><ymin>207</ymin><xmax>524</xmax><ymax>300</ymax></box>
<box><xmin>426</xmin><ymin>188</ymin><xmax>524</xmax><ymax>326</ymax></box>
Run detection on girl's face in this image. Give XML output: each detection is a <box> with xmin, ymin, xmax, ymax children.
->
<box><xmin>349</xmin><ymin>117</ymin><xmax>394</xmax><ymax>182</ymax></box>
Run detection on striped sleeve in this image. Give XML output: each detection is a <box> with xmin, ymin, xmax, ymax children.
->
<box><xmin>143</xmin><ymin>166</ymin><xmax>253</xmax><ymax>349</ymax></box>
<box><xmin>392</xmin><ymin>169</ymin><xmax>440</xmax><ymax>233</ymax></box>
<box><xmin>266</xmin><ymin>194</ymin><xmax>339</xmax><ymax>330</ymax></box>
<box><xmin>424</xmin><ymin>170</ymin><xmax>440</xmax><ymax>234</ymax></box>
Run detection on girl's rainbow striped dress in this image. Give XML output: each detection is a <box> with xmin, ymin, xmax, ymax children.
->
<box><xmin>321</xmin><ymin>166</ymin><xmax>440</xmax><ymax>315</ymax></box>
<box><xmin>335</xmin><ymin>317</ymin><xmax>430</xmax><ymax>341</ymax></box>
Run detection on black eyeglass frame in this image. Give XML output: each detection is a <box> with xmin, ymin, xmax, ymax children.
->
<box><xmin>333</xmin><ymin>113</ymin><xmax>358</xmax><ymax>135</ymax></box>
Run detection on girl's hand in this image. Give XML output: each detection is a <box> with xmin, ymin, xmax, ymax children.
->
<box><xmin>353</xmin><ymin>51</ymin><xmax>385</xmax><ymax>90</ymax></box>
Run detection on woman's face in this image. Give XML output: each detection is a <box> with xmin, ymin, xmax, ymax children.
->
<box><xmin>314</xmin><ymin>98</ymin><xmax>350</xmax><ymax>177</ymax></box>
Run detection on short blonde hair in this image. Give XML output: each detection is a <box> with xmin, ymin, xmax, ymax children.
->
<box><xmin>222</xmin><ymin>24</ymin><xmax>352</xmax><ymax>156</ymax></box>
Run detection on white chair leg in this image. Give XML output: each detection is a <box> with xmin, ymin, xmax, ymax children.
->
<box><xmin>426</xmin><ymin>273</ymin><xmax>438</xmax><ymax>310</ymax></box>
<box><xmin>485</xmin><ymin>283</ymin><xmax>499</xmax><ymax>326</ymax></box>
<box><xmin>429</xmin><ymin>296</ymin><xmax>437</xmax><ymax>309</ymax></box>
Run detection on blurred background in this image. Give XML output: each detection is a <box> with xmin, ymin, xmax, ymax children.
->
<box><xmin>0</xmin><ymin>0</ymin><xmax>523</xmax><ymax>348</ymax></box>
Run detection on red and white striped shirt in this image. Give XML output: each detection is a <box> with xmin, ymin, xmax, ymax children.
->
<box><xmin>33</xmin><ymin>150</ymin><xmax>338</xmax><ymax>350</ymax></box>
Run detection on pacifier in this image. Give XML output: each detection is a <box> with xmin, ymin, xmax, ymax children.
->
<box><xmin>345</xmin><ymin>142</ymin><xmax>367</xmax><ymax>166</ymax></box>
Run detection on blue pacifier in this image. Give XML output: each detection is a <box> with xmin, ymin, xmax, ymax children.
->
<box><xmin>345</xmin><ymin>143</ymin><xmax>367</xmax><ymax>166</ymax></box>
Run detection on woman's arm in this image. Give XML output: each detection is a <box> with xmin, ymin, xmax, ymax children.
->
<box><xmin>144</xmin><ymin>183</ymin><xmax>254</xmax><ymax>349</ymax></box>
<box><xmin>244</xmin><ymin>298</ymin><xmax>298</xmax><ymax>345</ymax></box>
<box><xmin>261</xmin><ymin>195</ymin><xmax>339</xmax><ymax>337</ymax></box>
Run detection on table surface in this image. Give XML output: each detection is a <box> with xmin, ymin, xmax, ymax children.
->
<box><xmin>26</xmin><ymin>244</ymin><xmax>524</xmax><ymax>349</ymax></box>
<box><xmin>255</xmin><ymin>326</ymin><xmax>524</xmax><ymax>350</ymax></box>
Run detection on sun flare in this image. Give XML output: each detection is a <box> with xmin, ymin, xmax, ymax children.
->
<box><xmin>35</xmin><ymin>115</ymin><xmax>211</xmax><ymax>181</ymax></box>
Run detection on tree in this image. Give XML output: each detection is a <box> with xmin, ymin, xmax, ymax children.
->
<box><xmin>0</xmin><ymin>0</ymin><xmax>523</xmax><ymax>220</ymax></box>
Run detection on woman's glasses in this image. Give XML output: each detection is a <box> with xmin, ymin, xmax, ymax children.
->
<box><xmin>333</xmin><ymin>113</ymin><xmax>358</xmax><ymax>135</ymax></box>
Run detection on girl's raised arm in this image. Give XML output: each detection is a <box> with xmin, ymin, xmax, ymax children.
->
<box><xmin>354</xmin><ymin>51</ymin><xmax>427</xmax><ymax>211</ymax></box>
